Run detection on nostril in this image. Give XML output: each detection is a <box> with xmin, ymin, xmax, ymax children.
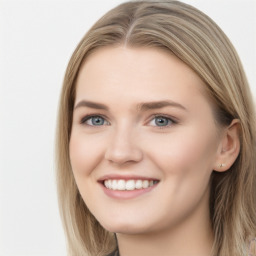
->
<box><xmin>104</xmin><ymin>146</ymin><xmax>143</xmax><ymax>164</ymax></box>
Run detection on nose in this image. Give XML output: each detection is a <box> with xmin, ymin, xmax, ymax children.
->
<box><xmin>104</xmin><ymin>126</ymin><xmax>143</xmax><ymax>165</ymax></box>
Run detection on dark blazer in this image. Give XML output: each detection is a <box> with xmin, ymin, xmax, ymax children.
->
<box><xmin>106</xmin><ymin>249</ymin><xmax>119</xmax><ymax>256</ymax></box>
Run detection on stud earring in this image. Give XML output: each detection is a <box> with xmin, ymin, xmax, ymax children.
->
<box><xmin>218</xmin><ymin>163</ymin><xmax>226</xmax><ymax>168</ymax></box>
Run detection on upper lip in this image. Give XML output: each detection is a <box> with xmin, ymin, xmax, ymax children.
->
<box><xmin>98</xmin><ymin>174</ymin><xmax>160</xmax><ymax>182</ymax></box>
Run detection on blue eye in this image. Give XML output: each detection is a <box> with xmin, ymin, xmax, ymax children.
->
<box><xmin>149</xmin><ymin>116</ymin><xmax>174</xmax><ymax>127</ymax></box>
<box><xmin>81</xmin><ymin>115</ymin><xmax>108</xmax><ymax>126</ymax></box>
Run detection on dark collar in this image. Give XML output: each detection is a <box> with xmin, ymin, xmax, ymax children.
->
<box><xmin>106</xmin><ymin>249</ymin><xmax>119</xmax><ymax>256</ymax></box>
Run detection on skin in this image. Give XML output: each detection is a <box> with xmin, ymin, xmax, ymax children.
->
<box><xmin>69</xmin><ymin>47</ymin><xmax>240</xmax><ymax>256</ymax></box>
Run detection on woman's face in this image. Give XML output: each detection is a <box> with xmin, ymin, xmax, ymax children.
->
<box><xmin>69</xmin><ymin>47</ymin><xmax>223</xmax><ymax>235</ymax></box>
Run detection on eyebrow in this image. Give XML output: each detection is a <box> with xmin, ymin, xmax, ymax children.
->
<box><xmin>74</xmin><ymin>100</ymin><xmax>109</xmax><ymax>110</ymax></box>
<box><xmin>137</xmin><ymin>100</ymin><xmax>187</xmax><ymax>112</ymax></box>
<box><xmin>74</xmin><ymin>100</ymin><xmax>187</xmax><ymax>112</ymax></box>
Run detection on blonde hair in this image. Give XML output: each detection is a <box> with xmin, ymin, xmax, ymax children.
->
<box><xmin>56</xmin><ymin>1</ymin><xmax>256</xmax><ymax>255</ymax></box>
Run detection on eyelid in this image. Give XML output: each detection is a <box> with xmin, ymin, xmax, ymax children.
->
<box><xmin>147</xmin><ymin>114</ymin><xmax>178</xmax><ymax>128</ymax></box>
<box><xmin>80</xmin><ymin>114</ymin><xmax>110</xmax><ymax>126</ymax></box>
<box><xmin>78</xmin><ymin>113</ymin><xmax>178</xmax><ymax>128</ymax></box>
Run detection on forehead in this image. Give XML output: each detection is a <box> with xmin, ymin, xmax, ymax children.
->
<box><xmin>75</xmin><ymin>46</ymin><xmax>212</xmax><ymax>112</ymax></box>
<box><xmin>77</xmin><ymin>47</ymin><xmax>204</xmax><ymax>90</ymax></box>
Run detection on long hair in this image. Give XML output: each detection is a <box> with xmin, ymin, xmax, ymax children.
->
<box><xmin>56</xmin><ymin>1</ymin><xmax>256</xmax><ymax>255</ymax></box>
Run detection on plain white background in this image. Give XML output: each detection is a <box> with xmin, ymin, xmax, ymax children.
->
<box><xmin>0</xmin><ymin>1</ymin><xmax>255</xmax><ymax>255</ymax></box>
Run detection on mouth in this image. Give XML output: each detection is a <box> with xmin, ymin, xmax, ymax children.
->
<box><xmin>98</xmin><ymin>175</ymin><xmax>160</xmax><ymax>199</ymax></box>
<box><xmin>103</xmin><ymin>179</ymin><xmax>159</xmax><ymax>191</ymax></box>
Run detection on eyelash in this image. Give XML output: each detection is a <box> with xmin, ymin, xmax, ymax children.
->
<box><xmin>149</xmin><ymin>114</ymin><xmax>177</xmax><ymax>128</ymax></box>
<box><xmin>80</xmin><ymin>114</ymin><xmax>110</xmax><ymax>126</ymax></box>
<box><xmin>80</xmin><ymin>114</ymin><xmax>178</xmax><ymax>129</ymax></box>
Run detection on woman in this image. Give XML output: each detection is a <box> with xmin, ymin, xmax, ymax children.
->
<box><xmin>56</xmin><ymin>1</ymin><xmax>256</xmax><ymax>255</ymax></box>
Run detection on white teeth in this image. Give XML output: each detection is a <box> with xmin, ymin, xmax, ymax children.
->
<box><xmin>103</xmin><ymin>179</ymin><xmax>158</xmax><ymax>191</ymax></box>
<box><xmin>126</xmin><ymin>180</ymin><xmax>135</xmax><ymax>190</ymax></box>
<box><xmin>117</xmin><ymin>180</ymin><xmax>126</xmax><ymax>190</ymax></box>
<box><xmin>135</xmin><ymin>180</ymin><xmax>142</xmax><ymax>189</ymax></box>
<box><xmin>104</xmin><ymin>180</ymin><xmax>112</xmax><ymax>189</ymax></box>
<box><xmin>142</xmin><ymin>180</ymin><xmax>149</xmax><ymax>188</ymax></box>
<box><xmin>112</xmin><ymin>180</ymin><xmax>118</xmax><ymax>190</ymax></box>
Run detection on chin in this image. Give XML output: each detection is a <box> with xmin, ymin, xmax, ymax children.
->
<box><xmin>105</xmin><ymin>225</ymin><xmax>149</xmax><ymax>235</ymax></box>
<box><xmin>99</xmin><ymin>217</ymin><xmax>157</xmax><ymax>235</ymax></box>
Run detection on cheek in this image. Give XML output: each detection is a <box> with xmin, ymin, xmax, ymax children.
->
<box><xmin>69</xmin><ymin>133</ymin><xmax>105</xmax><ymax>176</ymax></box>
<box><xmin>144</xmin><ymin>126</ymin><xmax>218</xmax><ymax>176</ymax></box>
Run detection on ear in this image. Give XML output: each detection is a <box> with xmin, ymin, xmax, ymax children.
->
<box><xmin>214</xmin><ymin>119</ymin><xmax>241</xmax><ymax>172</ymax></box>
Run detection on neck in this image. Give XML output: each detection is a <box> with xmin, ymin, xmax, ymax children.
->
<box><xmin>116</xmin><ymin>204</ymin><xmax>214</xmax><ymax>256</ymax></box>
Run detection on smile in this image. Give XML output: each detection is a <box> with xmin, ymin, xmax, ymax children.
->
<box><xmin>104</xmin><ymin>179</ymin><xmax>159</xmax><ymax>191</ymax></box>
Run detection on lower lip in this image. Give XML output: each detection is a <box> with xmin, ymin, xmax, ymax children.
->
<box><xmin>99</xmin><ymin>182</ymin><xmax>159</xmax><ymax>200</ymax></box>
